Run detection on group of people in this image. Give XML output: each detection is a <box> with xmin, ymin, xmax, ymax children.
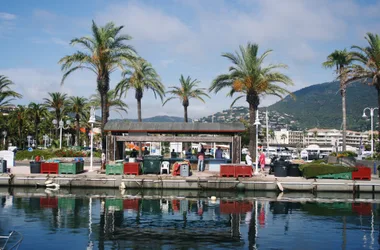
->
<box><xmin>245</xmin><ymin>150</ymin><xmax>266</xmax><ymax>172</ymax></box>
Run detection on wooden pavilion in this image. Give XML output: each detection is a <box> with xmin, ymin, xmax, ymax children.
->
<box><xmin>104</xmin><ymin>121</ymin><xmax>245</xmax><ymax>163</ymax></box>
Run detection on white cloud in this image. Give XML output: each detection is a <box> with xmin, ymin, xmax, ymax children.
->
<box><xmin>0</xmin><ymin>12</ymin><xmax>16</xmax><ymax>20</ymax></box>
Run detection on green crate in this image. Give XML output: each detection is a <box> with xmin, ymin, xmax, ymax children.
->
<box><xmin>59</xmin><ymin>162</ymin><xmax>83</xmax><ymax>174</ymax></box>
<box><xmin>317</xmin><ymin>172</ymin><xmax>352</xmax><ymax>180</ymax></box>
<box><xmin>106</xmin><ymin>164</ymin><xmax>123</xmax><ymax>175</ymax></box>
<box><xmin>58</xmin><ymin>197</ymin><xmax>76</xmax><ymax>210</ymax></box>
<box><xmin>105</xmin><ymin>199</ymin><xmax>123</xmax><ymax>211</ymax></box>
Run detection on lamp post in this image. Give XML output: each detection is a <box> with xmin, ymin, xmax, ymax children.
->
<box><xmin>52</xmin><ymin>119</ymin><xmax>71</xmax><ymax>149</ymax></box>
<box><xmin>89</xmin><ymin>106</ymin><xmax>96</xmax><ymax>172</ymax></box>
<box><xmin>254</xmin><ymin>110</ymin><xmax>261</xmax><ymax>175</ymax></box>
<box><xmin>27</xmin><ymin>135</ymin><xmax>32</xmax><ymax>148</ymax></box>
<box><xmin>362</xmin><ymin>107</ymin><xmax>379</xmax><ymax>157</ymax></box>
<box><xmin>2</xmin><ymin>131</ymin><xmax>7</xmax><ymax>148</ymax></box>
<box><xmin>43</xmin><ymin>135</ymin><xmax>49</xmax><ymax>148</ymax></box>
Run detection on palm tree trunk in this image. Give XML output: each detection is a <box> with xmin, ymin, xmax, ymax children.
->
<box><xmin>341</xmin><ymin>84</ymin><xmax>347</xmax><ymax>152</ymax></box>
<box><xmin>76</xmin><ymin>117</ymin><xmax>80</xmax><ymax>147</ymax></box>
<box><xmin>249</xmin><ymin>103</ymin><xmax>256</xmax><ymax>158</ymax></box>
<box><xmin>137</xmin><ymin>96</ymin><xmax>142</xmax><ymax>156</ymax></box>
<box><xmin>377</xmin><ymin>85</ymin><xmax>380</xmax><ymax>150</ymax></box>
<box><xmin>137</xmin><ymin>98</ymin><xmax>142</xmax><ymax>122</ymax></box>
<box><xmin>98</xmin><ymin>74</ymin><xmax>109</xmax><ymax>170</ymax></box>
<box><xmin>184</xmin><ymin>105</ymin><xmax>188</xmax><ymax>123</ymax></box>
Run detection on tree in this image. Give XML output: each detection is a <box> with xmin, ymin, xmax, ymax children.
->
<box><xmin>44</xmin><ymin>92</ymin><xmax>68</xmax><ymax>123</ymax></box>
<box><xmin>322</xmin><ymin>49</ymin><xmax>353</xmax><ymax>151</ymax></box>
<box><xmin>27</xmin><ymin>103</ymin><xmax>49</xmax><ymax>147</ymax></box>
<box><xmin>8</xmin><ymin>106</ymin><xmax>28</xmax><ymax>148</ymax></box>
<box><xmin>0</xmin><ymin>75</ymin><xmax>22</xmax><ymax>106</ymax></box>
<box><xmin>350</xmin><ymin>33</ymin><xmax>380</xmax><ymax>142</ymax></box>
<box><xmin>59</xmin><ymin>21</ymin><xmax>136</xmax><ymax>159</ymax></box>
<box><xmin>116</xmin><ymin>58</ymin><xmax>165</xmax><ymax>122</ymax></box>
<box><xmin>89</xmin><ymin>89</ymin><xmax>128</xmax><ymax>117</ymax></box>
<box><xmin>209</xmin><ymin>43</ymin><xmax>293</xmax><ymax>158</ymax></box>
<box><xmin>68</xmin><ymin>96</ymin><xmax>88</xmax><ymax>146</ymax></box>
<box><xmin>163</xmin><ymin>75</ymin><xmax>209</xmax><ymax>122</ymax></box>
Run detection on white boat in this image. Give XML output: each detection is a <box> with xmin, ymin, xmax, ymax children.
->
<box><xmin>0</xmin><ymin>231</ymin><xmax>23</xmax><ymax>249</ymax></box>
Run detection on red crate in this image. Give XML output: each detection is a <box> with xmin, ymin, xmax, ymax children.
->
<box><xmin>352</xmin><ymin>166</ymin><xmax>371</xmax><ymax>180</ymax></box>
<box><xmin>220</xmin><ymin>201</ymin><xmax>236</xmax><ymax>214</ymax></box>
<box><xmin>40</xmin><ymin>197</ymin><xmax>58</xmax><ymax>208</ymax></box>
<box><xmin>352</xmin><ymin>203</ymin><xmax>372</xmax><ymax>215</ymax></box>
<box><xmin>220</xmin><ymin>164</ymin><xmax>235</xmax><ymax>177</ymax></box>
<box><xmin>124</xmin><ymin>163</ymin><xmax>140</xmax><ymax>175</ymax></box>
<box><xmin>235</xmin><ymin>165</ymin><xmax>252</xmax><ymax>178</ymax></box>
<box><xmin>123</xmin><ymin>199</ymin><xmax>139</xmax><ymax>211</ymax></box>
<box><xmin>40</xmin><ymin>162</ymin><xmax>59</xmax><ymax>174</ymax></box>
<box><xmin>172</xmin><ymin>200</ymin><xmax>180</xmax><ymax>211</ymax></box>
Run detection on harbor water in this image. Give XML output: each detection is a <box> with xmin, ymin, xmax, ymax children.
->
<box><xmin>0</xmin><ymin>188</ymin><xmax>379</xmax><ymax>249</ymax></box>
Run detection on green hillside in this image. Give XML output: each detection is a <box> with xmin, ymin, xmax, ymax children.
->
<box><xmin>268</xmin><ymin>81</ymin><xmax>378</xmax><ymax>130</ymax></box>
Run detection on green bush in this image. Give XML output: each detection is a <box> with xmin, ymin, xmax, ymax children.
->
<box><xmin>15</xmin><ymin>150</ymin><xmax>55</xmax><ymax>161</ymax></box>
<box><xmin>312</xmin><ymin>159</ymin><xmax>326</xmax><ymax>164</ymax></box>
<box><xmin>300</xmin><ymin>163</ymin><xmax>357</xmax><ymax>179</ymax></box>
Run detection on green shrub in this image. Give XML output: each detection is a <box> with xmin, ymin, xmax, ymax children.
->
<box><xmin>330</xmin><ymin>152</ymin><xmax>337</xmax><ymax>156</ymax></box>
<box><xmin>312</xmin><ymin>159</ymin><xmax>326</xmax><ymax>164</ymax></box>
<box><xmin>300</xmin><ymin>163</ymin><xmax>357</xmax><ymax>179</ymax></box>
<box><xmin>15</xmin><ymin>150</ymin><xmax>55</xmax><ymax>161</ymax></box>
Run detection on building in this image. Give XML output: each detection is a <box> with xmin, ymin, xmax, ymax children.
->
<box><xmin>267</xmin><ymin>128</ymin><xmax>370</xmax><ymax>148</ymax></box>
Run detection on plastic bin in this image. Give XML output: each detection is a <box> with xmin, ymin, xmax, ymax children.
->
<box><xmin>143</xmin><ymin>155</ymin><xmax>163</xmax><ymax>174</ymax></box>
<box><xmin>41</xmin><ymin>162</ymin><xmax>59</xmax><ymax>174</ymax></box>
<box><xmin>30</xmin><ymin>161</ymin><xmax>41</xmax><ymax>174</ymax></box>
<box><xmin>274</xmin><ymin>162</ymin><xmax>288</xmax><ymax>177</ymax></box>
<box><xmin>124</xmin><ymin>162</ymin><xmax>140</xmax><ymax>175</ymax></box>
<box><xmin>316</xmin><ymin>172</ymin><xmax>352</xmax><ymax>180</ymax></box>
<box><xmin>106</xmin><ymin>164</ymin><xmax>123</xmax><ymax>175</ymax></box>
<box><xmin>59</xmin><ymin>162</ymin><xmax>83</xmax><ymax>174</ymax></box>
<box><xmin>0</xmin><ymin>159</ymin><xmax>7</xmax><ymax>173</ymax></box>
<box><xmin>180</xmin><ymin>164</ymin><xmax>190</xmax><ymax>177</ymax></box>
<box><xmin>287</xmin><ymin>164</ymin><xmax>301</xmax><ymax>177</ymax></box>
<box><xmin>220</xmin><ymin>164</ymin><xmax>235</xmax><ymax>177</ymax></box>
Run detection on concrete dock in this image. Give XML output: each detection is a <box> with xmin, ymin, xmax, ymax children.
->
<box><xmin>2</xmin><ymin>162</ymin><xmax>380</xmax><ymax>193</ymax></box>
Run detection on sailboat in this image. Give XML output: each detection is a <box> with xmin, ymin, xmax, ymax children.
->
<box><xmin>0</xmin><ymin>231</ymin><xmax>23</xmax><ymax>249</ymax></box>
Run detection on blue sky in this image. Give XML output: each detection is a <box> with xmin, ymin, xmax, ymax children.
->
<box><xmin>1</xmin><ymin>0</ymin><xmax>380</xmax><ymax>119</ymax></box>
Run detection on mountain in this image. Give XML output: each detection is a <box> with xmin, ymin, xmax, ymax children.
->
<box><xmin>268</xmin><ymin>81</ymin><xmax>377</xmax><ymax>130</ymax></box>
<box><xmin>199</xmin><ymin>81</ymin><xmax>378</xmax><ymax>131</ymax></box>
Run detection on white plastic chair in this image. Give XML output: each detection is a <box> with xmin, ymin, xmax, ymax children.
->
<box><xmin>160</xmin><ymin>161</ymin><xmax>170</xmax><ymax>174</ymax></box>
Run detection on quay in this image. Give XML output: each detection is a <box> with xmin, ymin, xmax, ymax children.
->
<box><xmin>2</xmin><ymin>163</ymin><xmax>380</xmax><ymax>193</ymax></box>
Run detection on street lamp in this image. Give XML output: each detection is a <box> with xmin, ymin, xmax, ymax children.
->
<box><xmin>27</xmin><ymin>135</ymin><xmax>32</xmax><ymax>148</ymax></box>
<box><xmin>52</xmin><ymin>119</ymin><xmax>71</xmax><ymax>149</ymax></box>
<box><xmin>362</xmin><ymin>107</ymin><xmax>379</xmax><ymax>157</ymax></box>
<box><xmin>2</xmin><ymin>131</ymin><xmax>7</xmax><ymax>148</ymax></box>
<box><xmin>254</xmin><ymin>110</ymin><xmax>261</xmax><ymax>175</ymax></box>
<box><xmin>43</xmin><ymin>135</ymin><xmax>49</xmax><ymax>148</ymax></box>
<box><xmin>89</xmin><ymin>106</ymin><xmax>96</xmax><ymax>172</ymax></box>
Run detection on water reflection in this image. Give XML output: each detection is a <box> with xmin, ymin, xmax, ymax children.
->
<box><xmin>0</xmin><ymin>188</ymin><xmax>379</xmax><ymax>249</ymax></box>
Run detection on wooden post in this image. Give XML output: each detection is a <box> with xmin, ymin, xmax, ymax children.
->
<box><xmin>232</xmin><ymin>135</ymin><xmax>241</xmax><ymax>164</ymax></box>
<box><xmin>106</xmin><ymin>135</ymin><xmax>115</xmax><ymax>162</ymax></box>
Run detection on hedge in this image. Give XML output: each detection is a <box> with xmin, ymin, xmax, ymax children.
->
<box><xmin>15</xmin><ymin>149</ymin><xmax>100</xmax><ymax>161</ymax></box>
<box><xmin>300</xmin><ymin>163</ymin><xmax>357</xmax><ymax>179</ymax></box>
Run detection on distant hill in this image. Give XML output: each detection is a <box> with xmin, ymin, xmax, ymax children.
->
<box><xmin>268</xmin><ymin>81</ymin><xmax>377</xmax><ymax>130</ymax></box>
<box><xmin>199</xmin><ymin>81</ymin><xmax>378</xmax><ymax>131</ymax></box>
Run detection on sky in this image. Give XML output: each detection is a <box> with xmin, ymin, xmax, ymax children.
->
<box><xmin>1</xmin><ymin>0</ymin><xmax>380</xmax><ymax>120</ymax></box>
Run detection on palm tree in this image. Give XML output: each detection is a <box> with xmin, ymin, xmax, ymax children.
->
<box><xmin>115</xmin><ymin>58</ymin><xmax>165</xmax><ymax>122</ymax></box>
<box><xmin>350</xmin><ymin>33</ymin><xmax>380</xmax><ymax>139</ymax></box>
<box><xmin>163</xmin><ymin>75</ymin><xmax>209</xmax><ymax>122</ymax></box>
<box><xmin>209</xmin><ymin>43</ymin><xmax>293</xmax><ymax>157</ymax></box>
<box><xmin>322</xmin><ymin>49</ymin><xmax>353</xmax><ymax>151</ymax></box>
<box><xmin>59</xmin><ymin>21</ymin><xmax>136</xmax><ymax>156</ymax></box>
<box><xmin>43</xmin><ymin>92</ymin><xmax>68</xmax><ymax>138</ymax></box>
<box><xmin>68</xmin><ymin>96</ymin><xmax>88</xmax><ymax>146</ymax></box>
<box><xmin>89</xmin><ymin>89</ymin><xmax>128</xmax><ymax>117</ymax></box>
<box><xmin>27</xmin><ymin>103</ymin><xmax>49</xmax><ymax>147</ymax></box>
<box><xmin>0</xmin><ymin>75</ymin><xmax>22</xmax><ymax>106</ymax></box>
<box><xmin>8</xmin><ymin>106</ymin><xmax>28</xmax><ymax>148</ymax></box>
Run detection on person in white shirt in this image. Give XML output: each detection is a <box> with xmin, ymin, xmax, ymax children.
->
<box><xmin>245</xmin><ymin>151</ymin><xmax>253</xmax><ymax>165</ymax></box>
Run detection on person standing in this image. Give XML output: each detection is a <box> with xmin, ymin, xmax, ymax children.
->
<box><xmin>215</xmin><ymin>147</ymin><xmax>223</xmax><ymax>159</ymax></box>
<box><xmin>197</xmin><ymin>148</ymin><xmax>205</xmax><ymax>172</ymax></box>
<box><xmin>246</xmin><ymin>151</ymin><xmax>253</xmax><ymax>166</ymax></box>
<box><xmin>259</xmin><ymin>150</ymin><xmax>266</xmax><ymax>172</ymax></box>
